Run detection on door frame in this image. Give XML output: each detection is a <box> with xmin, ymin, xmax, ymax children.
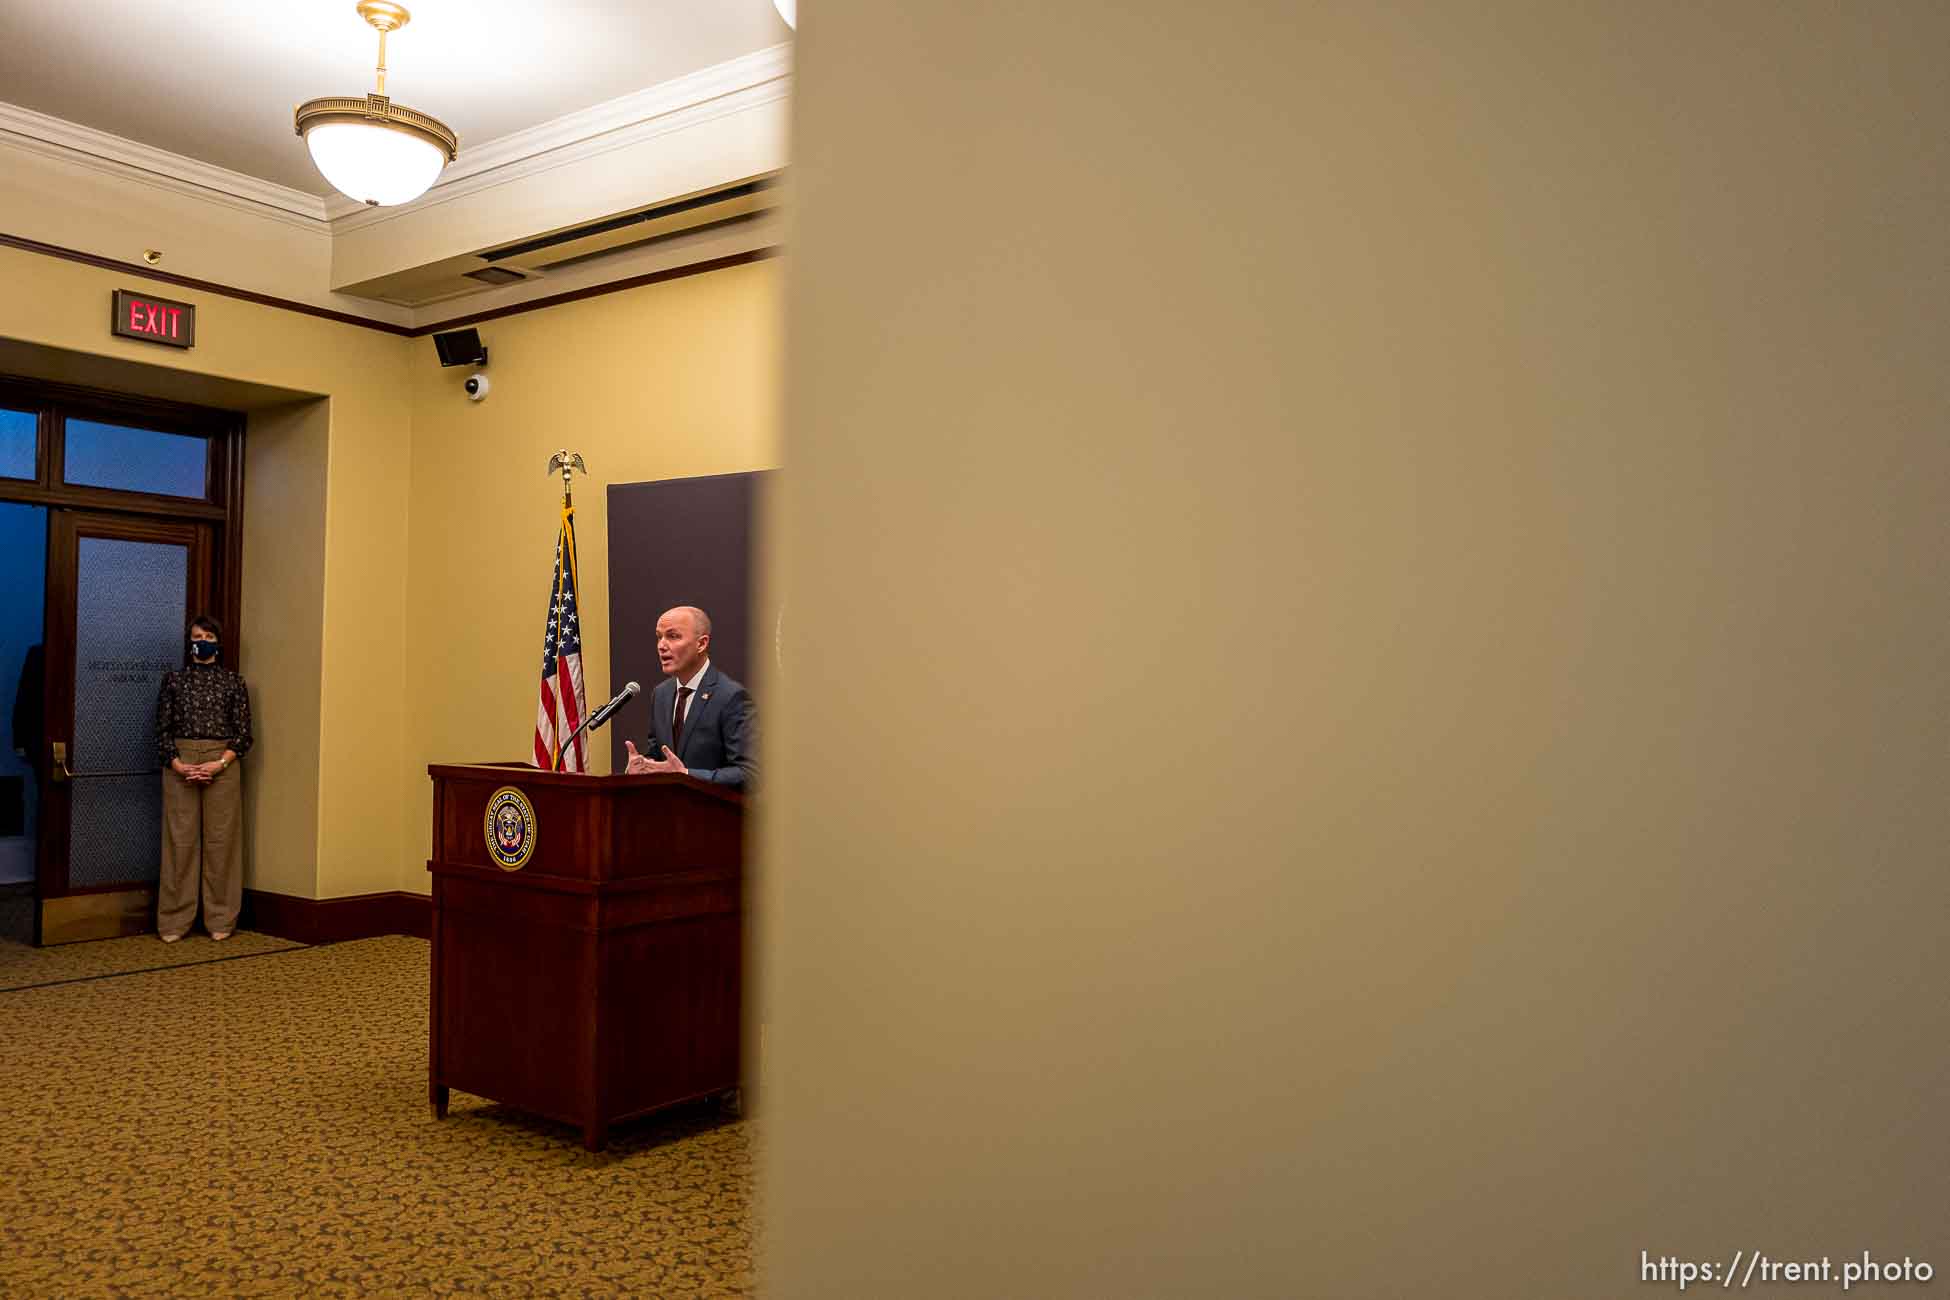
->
<box><xmin>0</xmin><ymin>374</ymin><xmax>245</xmax><ymax>944</ymax></box>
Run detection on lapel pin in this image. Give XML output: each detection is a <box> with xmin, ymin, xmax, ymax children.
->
<box><xmin>701</xmin><ymin>692</ymin><xmax>711</xmax><ymax>701</ymax></box>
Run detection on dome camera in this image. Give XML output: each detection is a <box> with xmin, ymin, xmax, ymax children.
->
<box><xmin>464</xmin><ymin>372</ymin><xmax>491</xmax><ymax>402</ymax></box>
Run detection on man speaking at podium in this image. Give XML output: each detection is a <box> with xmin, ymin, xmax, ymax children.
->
<box><xmin>623</xmin><ymin>605</ymin><xmax>757</xmax><ymax>790</ymax></box>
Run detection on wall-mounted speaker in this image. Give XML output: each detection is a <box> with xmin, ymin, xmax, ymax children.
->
<box><xmin>433</xmin><ymin>328</ymin><xmax>488</xmax><ymax>367</ymax></box>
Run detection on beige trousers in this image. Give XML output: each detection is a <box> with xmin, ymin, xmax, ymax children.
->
<box><xmin>158</xmin><ymin>738</ymin><xmax>243</xmax><ymax>935</ymax></box>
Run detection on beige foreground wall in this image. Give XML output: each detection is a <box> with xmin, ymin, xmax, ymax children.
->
<box><xmin>762</xmin><ymin>2</ymin><xmax>1950</xmax><ymax>1296</ymax></box>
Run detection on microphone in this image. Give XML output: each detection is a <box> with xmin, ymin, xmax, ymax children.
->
<box><xmin>585</xmin><ymin>681</ymin><xmax>641</xmax><ymax>732</ymax></box>
<box><xmin>552</xmin><ymin>682</ymin><xmax>640</xmax><ymax>772</ymax></box>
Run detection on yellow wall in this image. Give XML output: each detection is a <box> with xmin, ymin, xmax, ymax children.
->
<box><xmin>400</xmin><ymin>259</ymin><xmax>782</xmax><ymax>890</ymax></box>
<box><xmin>237</xmin><ymin>400</ymin><xmax>328</xmax><ymax>898</ymax></box>
<box><xmin>764</xmin><ymin>1</ymin><xmax>1950</xmax><ymax>1295</ymax></box>
<box><xmin>0</xmin><ymin>245</ymin><xmax>413</xmax><ymax>901</ymax></box>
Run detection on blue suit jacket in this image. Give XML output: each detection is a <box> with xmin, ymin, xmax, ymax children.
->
<box><xmin>647</xmin><ymin>664</ymin><xmax>757</xmax><ymax>790</ymax></box>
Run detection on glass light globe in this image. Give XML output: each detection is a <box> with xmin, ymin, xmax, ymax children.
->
<box><xmin>773</xmin><ymin>0</ymin><xmax>795</xmax><ymax>28</ymax></box>
<box><xmin>304</xmin><ymin>121</ymin><xmax>447</xmax><ymax>206</ymax></box>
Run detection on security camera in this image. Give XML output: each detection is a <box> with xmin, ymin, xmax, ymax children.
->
<box><xmin>464</xmin><ymin>372</ymin><xmax>491</xmax><ymax>402</ymax></box>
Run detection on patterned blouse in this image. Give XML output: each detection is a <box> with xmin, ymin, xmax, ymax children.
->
<box><xmin>155</xmin><ymin>665</ymin><xmax>254</xmax><ymax>766</ymax></box>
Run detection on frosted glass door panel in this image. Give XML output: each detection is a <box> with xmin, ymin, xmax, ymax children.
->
<box><xmin>68</xmin><ymin>537</ymin><xmax>187</xmax><ymax>887</ymax></box>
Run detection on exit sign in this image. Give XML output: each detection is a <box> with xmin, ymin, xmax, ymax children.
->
<box><xmin>111</xmin><ymin>289</ymin><xmax>196</xmax><ymax>349</ymax></box>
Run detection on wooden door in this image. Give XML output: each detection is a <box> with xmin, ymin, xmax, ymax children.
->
<box><xmin>36</xmin><ymin>510</ymin><xmax>216</xmax><ymax>943</ymax></box>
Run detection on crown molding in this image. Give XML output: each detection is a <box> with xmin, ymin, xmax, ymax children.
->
<box><xmin>2</xmin><ymin>228</ymin><xmax>777</xmax><ymax>337</ymax></box>
<box><xmin>0</xmin><ymin>45</ymin><xmax>791</xmax><ymax>330</ymax></box>
<box><xmin>323</xmin><ymin>42</ymin><xmax>794</xmax><ymax>229</ymax></box>
<box><xmin>0</xmin><ymin>231</ymin><xmax>413</xmax><ymax>334</ymax></box>
<box><xmin>1</xmin><ymin>42</ymin><xmax>789</xmax><ymax>237</ymax></box>
<box><xmin>0</xmin><ymin>100</ymin><xmax>332</xmax><ymax>230</ymax></box>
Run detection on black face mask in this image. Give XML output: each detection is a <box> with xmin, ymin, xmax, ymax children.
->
<box><xmin>190</xmin><ymin>640</ymin><xmax>219</xmax><ymax>661</ymax></box>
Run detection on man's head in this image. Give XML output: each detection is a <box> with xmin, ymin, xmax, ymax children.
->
<box><xmin>655</xmin><ymin>606</ymin><xmax>713</xmax><ymax>680</ymax></box>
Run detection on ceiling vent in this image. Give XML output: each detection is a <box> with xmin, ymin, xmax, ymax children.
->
<box><xmin>480</xmin><ymin>178</ymin><xmax>778</xmax><ymax>272</ymax></box>
<box><xmin>463</xmin><ymin>266</ymin><xmax>527</xmax><ymax>286</ymax></box>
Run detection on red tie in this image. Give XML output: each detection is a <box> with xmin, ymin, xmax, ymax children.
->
<box><xmin>672</xmin><ymin>686</ymin><xmax>692</xmax><ymax>751</ymax></box>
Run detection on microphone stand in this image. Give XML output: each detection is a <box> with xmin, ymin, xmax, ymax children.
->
<box><xmin>553</xmin><ymin>715</ymin><xmax>597</xmax><ymax>772</ymax></box>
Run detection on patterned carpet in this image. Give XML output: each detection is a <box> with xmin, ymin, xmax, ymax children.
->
<box><xmin>0</xmin><ymin>936</ymin><xmax>757</xmax><ymax>1297</ymax></box>
<box><xmin>0</xmin><ymin>887</ymin><xmax>306</xmax><ymax>991</ymax></box>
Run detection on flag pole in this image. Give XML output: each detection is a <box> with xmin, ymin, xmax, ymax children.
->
<box><xmin>546</xmin><ymin>450</ymin><xmax>589</xmax><ymax>773</ymax></box>
<box><xmin>549</xmin><ymin>448</ymin><xmax>586</xmax><ymax>509</ymax></box>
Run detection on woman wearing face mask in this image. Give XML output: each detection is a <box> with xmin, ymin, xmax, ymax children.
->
<box><xmin>154</xmin><ymin>613</ymin><xmax>253</xmax><ymax>942</ymax></box>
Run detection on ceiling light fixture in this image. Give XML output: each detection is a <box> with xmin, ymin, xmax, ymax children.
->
<box><xmin>294</xmin><ymin>2</ymin><xmax>458</xmax><ymax>207</ymax></box>
<box><xmin>773</xmin><ymin>0</ymin><xmax>796</xmax><ymax>29</ymax></box>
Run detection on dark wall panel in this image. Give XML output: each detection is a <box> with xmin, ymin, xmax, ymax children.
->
<box><xmin>605</xmin><ymin>471</ymin><xmax>772</xmax><ymax>771</ymax></box>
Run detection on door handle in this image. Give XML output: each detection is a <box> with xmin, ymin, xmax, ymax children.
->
<box><xmin>50</xmin><ymin>741</ymin><xmax>155</xmax><ymax>782</ymax></box>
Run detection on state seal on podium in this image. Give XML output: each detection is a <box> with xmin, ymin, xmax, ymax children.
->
<box><xmin>485</xmin><ymin>786</ymin><xmax>537</xmax><ymax>870</ymax></box>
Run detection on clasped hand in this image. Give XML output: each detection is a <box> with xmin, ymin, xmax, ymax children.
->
<box><xmin>176</xmin><ymin>761</ymin><xmax>223</xmax><ymax>785</ymax></box>
<box><xmin>622</xmin><ymin>741</ymin><xmax>687</xmax><ymax>776</ymax></box>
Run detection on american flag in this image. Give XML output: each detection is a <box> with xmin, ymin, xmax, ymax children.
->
<box><xmin>532</xmin><ymin>505</ymin><xmax>589</xmax><ymax>771</ymax></box>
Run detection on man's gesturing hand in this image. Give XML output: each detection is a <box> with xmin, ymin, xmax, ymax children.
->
<box><xmin>623</xmin><ymin>741</ymin><xmax>689</xmax><ymax>776</ymax></box>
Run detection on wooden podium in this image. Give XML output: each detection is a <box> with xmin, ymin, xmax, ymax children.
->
<box><xmin>426</xmin><ymin>762</ymin><xmax>744</xmax><ymax>1150</ymax></box>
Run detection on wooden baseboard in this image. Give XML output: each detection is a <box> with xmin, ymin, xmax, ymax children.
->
<box><xmin>243</xmin><ymin>889</ymin><xmax>430</xmax><ymax>945</ymax></box>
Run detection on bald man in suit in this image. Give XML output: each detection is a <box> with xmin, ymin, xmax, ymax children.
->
<box><xmin>623</xmin><ymin>605</ymin><xmax>757</xmax><ymax>790</ymax></box>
